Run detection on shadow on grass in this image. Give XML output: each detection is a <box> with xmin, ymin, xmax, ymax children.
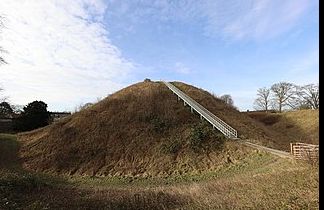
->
<box><xmin>246</xmin><ymin>111</ymin><xmax>319</xmax><ymax>150</ymax></box>
<box><xmin>0</xmin><ymin>133</ymin><xmax>190</xmax><ymax>209</ymax></box>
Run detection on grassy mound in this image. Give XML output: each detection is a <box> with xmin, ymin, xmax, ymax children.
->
<box><xmin>18</xmin><ymin>81</ymin><xmax>278</xmax><ymax>176</ymax></box>
<box><xmin>1</xmin><ymin>134</ymin><xmax>319</xmax><ymax>209</ymax></box>
<box><xmin>171</xmin><ymin>82</ymin><xmax>280</xmax><ymax>144</ymax></box>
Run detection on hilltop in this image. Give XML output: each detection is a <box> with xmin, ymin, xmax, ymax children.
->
<box><xmin>18</xmin><ymin>81</ymin><xmax>284</xmax><ymax>177</ymax></box>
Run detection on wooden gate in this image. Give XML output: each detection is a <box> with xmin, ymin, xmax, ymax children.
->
<box><xmin>290</xmin><ymin>142</ymin><xmax>319</xmax><ymax>161</ymax></box>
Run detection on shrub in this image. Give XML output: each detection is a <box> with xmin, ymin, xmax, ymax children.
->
<box><xmin>189</xmin><ymin>123</ymin><xmax>208</xmax><ymax>150</ymax></box>
<box><xmin>150</xmin><ymin>117</ymin><xmax>168</xmax><ymax>133</ymax></box>
<box><xmin>189</xmin><ymin>122</ymin><xmax>225</xmax><ymax>152</ymax></box>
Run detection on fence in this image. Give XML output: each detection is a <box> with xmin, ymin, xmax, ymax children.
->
<box><xmin>290</xmin><ymin>142</ymin><xmax>319</xmax><ymax>161</ymax></box>
<box><xmin>163</xmin><ymin>81</ymin><xmax>237</xmax><ymax>138</ymax></box>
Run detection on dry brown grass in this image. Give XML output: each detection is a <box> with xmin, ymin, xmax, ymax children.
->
<box><xmin>1</xmin><ymin>134</ymin><xmax>319</xmax><ymax>209</ymax></box>
<box><xmin>17</xmin><ymin>81</ymin><xmax>309</xmax><ymax>177</ymax></box>
<box><xmin>172</xmin><ymin>82</ymin><xmax>284</xmax><ymax>148</ymax></box>
<box><xmin>18</xmin><ymin>81</ymin><xmax>261</xmax><ymax>177</ymax></box>
<box><xmin>247</xmin><ymin>110</ymin><xmax>319</xmax><ymax>150</ymax></box>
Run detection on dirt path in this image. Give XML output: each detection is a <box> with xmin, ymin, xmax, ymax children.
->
<box><xmin>240</xmin><ymin>140</ymin><xmax>293</xmax><ymax>158</ymax></box>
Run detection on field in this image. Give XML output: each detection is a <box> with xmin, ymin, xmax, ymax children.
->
<box><xmin>0</xmin><ymin>134</ymin><xmax>319</xmax><ymax>209</ymax></box>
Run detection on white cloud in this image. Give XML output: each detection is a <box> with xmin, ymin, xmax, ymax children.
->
<box><xmin>191</xmin><ymin>0</ymin><xmax>313</xmax><ymax>40</ymax></box>
<box><xmin>106</xmin><ymin>0</ymin><xmax>315</xmax><ymax>41</ymax></box>
<box><xmin>174</xmin><ymin>62</ymin><xmax>191</xmax><ymax>74</ymax></box>
<box><xmin>0</xmin><ymin>0</ymin><xmax>134</xmax><ymax>111</ymax></box>
<box><xmin>205</xmin><ymin>0</ymin><xmax>312</xmax><ymax>40</ymax></box>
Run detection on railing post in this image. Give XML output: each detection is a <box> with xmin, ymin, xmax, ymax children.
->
<box><xmin>163</xmin><ymin>81</ymin><xmax>237</xmax><ymax>139</ymax></box>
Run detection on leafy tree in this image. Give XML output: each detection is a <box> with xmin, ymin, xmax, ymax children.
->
<box><xmin>0</xmin><ymin>101</ymin><xmax>13</xmax><ymax>118</ymax></box>
<box><xmin>271</xmin><ymin>82</ymin><xmax>295</xmax><ymax>112</ymax></box>
<box><xmin>11</xmin><ymin>104</ymin><xmax>24</xmax><ymax>114</ymax></box>
<box><xmin>254</xmin><ymin>87</ymin><xmax>271</xmax><ymax>111</ymax></box>
<box><xmin>13</xmin><ymin>101</ymin><xmax>50</xmax><ymax>131</ymax></box>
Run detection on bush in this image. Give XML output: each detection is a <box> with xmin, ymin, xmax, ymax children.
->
<box><xmin>189</xmin><ymin>122</ymin><xmax>225</xmax><ymax>152</ymax></box>
<box><xmin>150</xmin><ymin>117</ymin><xmax>168</xmax><ymax>133</ymax></box>
<box><xmin>189</xmin><ymin>124</ymin><xmax>208</xmax><ymax>150</ymax></box>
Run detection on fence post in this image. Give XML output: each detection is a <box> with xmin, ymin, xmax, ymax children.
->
<box><xmin>290</xmin><ymin>143</ymin><xmax>293</xmax><ymax>155</ymax></box>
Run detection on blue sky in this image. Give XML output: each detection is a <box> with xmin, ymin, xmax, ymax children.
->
<box><xmin>0</xmin><ymin>0</ymin><xmax>319</xmax><ymax>111</ymax></box>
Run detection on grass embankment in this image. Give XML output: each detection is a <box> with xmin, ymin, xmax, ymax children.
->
<box><xmin>1</xmin><ymin>134</ymin><xmax>319</xmax><ymax>209</ymax></box>
<box><xmin>247</xmin><ymin>109</ymin><xmax>319</xmax><ymax>150</ymax></box>
<box><xmin>18</xmin><ymin>81</ymin><xmax>276</xmax><ymax>177</ymax></box>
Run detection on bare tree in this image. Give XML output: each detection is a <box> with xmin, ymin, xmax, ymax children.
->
<box><xmin>285</xmin><ymin>85</ymin><xmax>303</xmax><ymax>110</ymax></box>
<box><xmin>0</xmin><ymin>86</ymin><xmax>6</xmax><ymax>102</ymax></box>
<box><xmin>271</xmin><ymin>82</ymin><xmax>295</xmax><ymax>112</ymax></box>
<box><xmin>0</xmin><ymin>15</ymin><xmax>6</xmax><ymax>65</ymax></box>
<box><xmin>73</xmin><ymin>102</ymin><xmax>94</xmax><ymax>113</ymax></box>
<box><xmin>220</xmin><ymin>94</ymin><xmax>234</xmax><ymax>107</ymax></box>
<box><xmin>254</xmin><ymin>87</ymin><xmax>271</xmax><ymax>111</ymax></box>
<box><xmin>296</xmin><ymin>84</ymin><xmax>319</xmax><ymax>109</ymax></box>
<box><xmin>0</xmin><ymin>49</ymin><xmax>5</xmax><ymax>64</ymax></box>
<box><xmin>0</xmin><ymin>16</ymin><xmax>6</xmax><ymax>102</ymax></box>
<box><xmin>286</xmin><ymin>95</ymin><xmax>310</xmax><ymax>110</ymax></box>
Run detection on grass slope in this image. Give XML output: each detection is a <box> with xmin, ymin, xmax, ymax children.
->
<box><xmin>1</xmin><ymin>134</ymin><xmax>319</xmax><ymax>209</ymax></box>
<box><xmin>17</xmin><ymin>81</ymin><xmax>278</xmax><ymax>177</ymax></box>
<box><xmin>247</xmin><ymin>109</ymin><xmax>319</xmax><ymax>150</ymax></box>
<box><xmin>171</xmin><ymin>82</ymin><xmax>283</xmax><ymax>146</ymax></box>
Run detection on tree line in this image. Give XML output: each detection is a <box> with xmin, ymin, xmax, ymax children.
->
<box><xmin>0</xmin><ymin>100</ymin><xmax>50</xmax><ymax>132</ymax></box>
<box><xmin>254</xmin><ymin>82</ymin><xmax>319</xmax><ymax>112</ymax></box>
